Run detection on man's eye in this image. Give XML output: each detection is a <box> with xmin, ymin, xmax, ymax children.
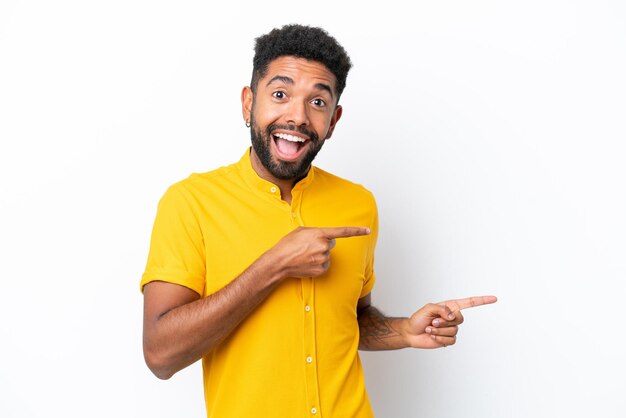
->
<box><xmin>312</xmin><ymin>98</ymin><xmax>326</xmax><ymax>107</ymax></box>
<box><xmin>272</xmin><ymin>91</ymin><xmax>286</xmax><ymax>99</ymax></box>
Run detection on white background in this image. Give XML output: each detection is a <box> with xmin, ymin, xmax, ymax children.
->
<box><xmin>1</xmin><ymin>1</ymin><xmax>624</xmax><ymax>417</ymax></box>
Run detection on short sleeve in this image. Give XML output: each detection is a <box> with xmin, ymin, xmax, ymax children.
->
<box><xmin>360</xmin><ymin>193</ymin><xmax>378</xmax><ymax>298</ymax></box>
<box><xmin>140</xmin><ymin>183</ymin><xmax>206</xmax><ymax>296</ymax></box>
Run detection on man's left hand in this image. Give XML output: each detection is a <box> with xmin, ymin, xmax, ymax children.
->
<box><xmin>402</xmin><ymin>295</ymin><xmax>497</xmax><ymax>349</ymax></box>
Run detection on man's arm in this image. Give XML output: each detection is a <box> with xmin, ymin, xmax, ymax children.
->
<box><xmin>357</xmin><ymin>294</ymin><xmax>497</xmax><ymax>351</ymax></box>
<box><xmin>143</xmin><ymin>254</ymin><xmax>282</xmax><ymax>380</ymax></box>
<box><xmin>143</xmin><ymin>226</ymin><xmax>370</xmax><ymax>379</ymax></box>
<box><xmin>357</xmin><ymin>294</ymin><xmax>408</xmax><ymax>350</ymax></box>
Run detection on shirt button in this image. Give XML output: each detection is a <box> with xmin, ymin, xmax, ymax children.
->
<box><xmin>311</xmin><ymin>407</ymin><xmax>317</xmax><ymax>414</ymax></box>
<box><xmin>305</xmin><ymin>305</ymin><xmax>311</xmax><ymax>312</ymax></box>
<box><xmin>291</xmin><ymin>212</ymin><xmax>296</xmax><ymax>218</ymax></box>
<box><xmin>306</xmin><ymin>356</ymin><xmax>313</xmax><ymax>364</ymax></box>
<box><xmin>270</xmin><ymin>186</ymin><xmax>277</xmax><ymax>193</ymax></box>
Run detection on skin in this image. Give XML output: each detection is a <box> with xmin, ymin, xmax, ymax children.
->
<box><xmin>142</xmin><ymin>56</ymin><xmax>497</xmax><ymax>379</ymax></box>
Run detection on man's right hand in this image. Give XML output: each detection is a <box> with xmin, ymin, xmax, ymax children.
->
<box><xmin>267</xmin><ymin>226</ymin><xmax>371</xmax><ymax>279</ymax></box>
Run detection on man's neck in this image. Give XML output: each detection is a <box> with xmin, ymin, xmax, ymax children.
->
<box><xmin>249</xmin><ymin>149</ymin><xmax>305</xmax><ymax>204</ymax></box>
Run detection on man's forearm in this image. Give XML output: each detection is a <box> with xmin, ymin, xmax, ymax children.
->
<box><xmin>357</xmin><ymin>306</ymin><xmax>410</xmax><ymax>350</ymax></box>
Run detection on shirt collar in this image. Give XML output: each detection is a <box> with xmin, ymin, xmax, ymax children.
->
<box><xmin>237</xmin><ymin>148</ymin><xmax>315</xmax><ymax>198</ymax></box>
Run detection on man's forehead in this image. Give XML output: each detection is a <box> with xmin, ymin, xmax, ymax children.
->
<box><xmin>263</xmin><ymin>56</ymin><xmax>337</xmax><ymax>89</ymax></box>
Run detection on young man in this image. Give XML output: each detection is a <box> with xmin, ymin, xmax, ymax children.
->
<box><xmin>141</xmin><ymin>24</ymin><xmax>496</xmax><ymax>417</ymax></box>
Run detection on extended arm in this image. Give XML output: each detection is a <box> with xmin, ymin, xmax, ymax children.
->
<box><xmin>357</xmin><ymin>294</ymin><xmax>497</xmax><ymax>351</ymax></box>
<box><xmin>143</xmin><ymin>226</ymin><xmax>369</xmax><ymax>379</ymax></box>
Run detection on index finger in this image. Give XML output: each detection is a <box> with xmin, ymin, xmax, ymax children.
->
<box><xmin>319</xmin><ymin>226</ymin><xmax>371</xmax><ymax>239</ymax></box>
<box><xmin>440</xmin><ymin>295</ymin><xmax>497</xmax><ymax>312</ymax></box>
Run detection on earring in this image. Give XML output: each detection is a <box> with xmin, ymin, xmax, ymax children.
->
<box><xmin>245</xmin><ymin>121</ymin><xmax>251</xmax><ymax>128</ymax></box>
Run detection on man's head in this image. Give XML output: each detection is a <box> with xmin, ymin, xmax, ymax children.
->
<box><xmin>242</xmin><ymin>25</ymin><xmax>352</xmax><ymax>183</ymax></box>
<box><xmin>251</xmin><ymin>24</ymin><xmax>352</xmax><ymax>102</ymax></box>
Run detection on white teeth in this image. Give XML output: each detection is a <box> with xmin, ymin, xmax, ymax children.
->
<box><xmin>274</xmin><ymin>132</ymin><xmax>305</xmax><ymax>142</ymax></box>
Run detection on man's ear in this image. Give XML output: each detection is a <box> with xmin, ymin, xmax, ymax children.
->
<box><xmin>241</xmin><ymin>86</ymin><xmax>253</xmax><ymax>124</ymax></box>
<box><xmin>325</xmin><ymin>105</ymin><xmax>343</xmax><ymax>140</ymax></box>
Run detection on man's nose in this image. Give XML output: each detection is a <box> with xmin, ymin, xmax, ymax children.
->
<box><xmin>285</xmin><ymin>100</ymin><xmax>309</xmax><ymax>126</ymax></box>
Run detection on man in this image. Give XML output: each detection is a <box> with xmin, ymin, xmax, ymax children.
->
<box><xmin>141</xmin><ymin>24</ymin><xmax>496</xmax><ymax>417</ymax></box>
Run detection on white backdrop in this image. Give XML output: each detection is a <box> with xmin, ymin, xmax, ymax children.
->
<box><xmin>1</xmin><ymin>1</ymin><xmax>624</xmax><ymax>417</ymax></box>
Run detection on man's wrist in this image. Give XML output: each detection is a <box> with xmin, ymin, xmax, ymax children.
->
<box><xmin>392</xmin><ymin>317</ymin><xmax>412</xmax><ymax>349</ymax></box>
<box><xmin>255</xmin><ymin>248</ymin><xmax>288</xmax><ymax>285</ymax></box>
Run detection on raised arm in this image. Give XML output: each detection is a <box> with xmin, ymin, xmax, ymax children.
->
<box><xmin>143</xmin><ymin>226</ymin><xmax>370</xmax><ymax>379</ymax></box>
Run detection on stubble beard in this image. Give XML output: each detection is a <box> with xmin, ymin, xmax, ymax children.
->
<box><xmin>249</xmin><ymin>112</ymin><xmax>325</xmax><ymax>181</ymax></box>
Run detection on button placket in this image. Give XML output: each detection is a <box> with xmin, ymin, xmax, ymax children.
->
<box><xmin>302</xmin><ymin>276</ymin><xmax>320</xmax><ymax>417</ymax></box>
<box><xmin>291</xmin><ymin>192</ymin><xmax>321</xmax><ymax>416</ymax></box>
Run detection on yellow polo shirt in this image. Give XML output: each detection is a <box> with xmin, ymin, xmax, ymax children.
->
<box><xmin>141</xmin><ymin>149</ymin><xmax>378</xmax><ymax>418</ymax></box>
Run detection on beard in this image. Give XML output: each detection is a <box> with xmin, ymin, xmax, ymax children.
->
<box><xmin>249</xmin><ymin>113</ymin><xmax>325</xmax><ymax>181</ymax></box>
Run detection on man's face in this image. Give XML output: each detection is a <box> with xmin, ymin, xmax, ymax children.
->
<box><xmin>242</xmin><ymin>56</ymin><xmax>342</xmax><ymax>182</ymax></box>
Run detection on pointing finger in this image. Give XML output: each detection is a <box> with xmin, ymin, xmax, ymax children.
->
<box><xmin>320</xmin><ymin>226</ymin><xmax>371</xmax><ymax>239</ymax></box>
<box><xmin>440</xmin><ymin>295</ymin><xmax>497</xmax><ymax>312</ymax></box>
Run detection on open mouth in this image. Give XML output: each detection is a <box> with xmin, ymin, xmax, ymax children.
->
<box><xmin>271</xmin><ymin>132</ymin><xmax>309</xmax><ymax>160</ymax></box>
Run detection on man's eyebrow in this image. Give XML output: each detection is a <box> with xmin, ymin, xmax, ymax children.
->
<box><xmin>314</xmin><ymin>83</ymin><xmax>334</xmax><ymax>99</ymax></box>
<box><xmin>266</xmin><ymin>75</ymin><xmax>294</xmax><ymax>87</ymax></box>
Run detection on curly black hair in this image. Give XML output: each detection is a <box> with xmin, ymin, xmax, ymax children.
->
<box><xmin>251</xmin><ymin>24</ymin><xmax>352</xmax><ymax>102</ymax></box>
